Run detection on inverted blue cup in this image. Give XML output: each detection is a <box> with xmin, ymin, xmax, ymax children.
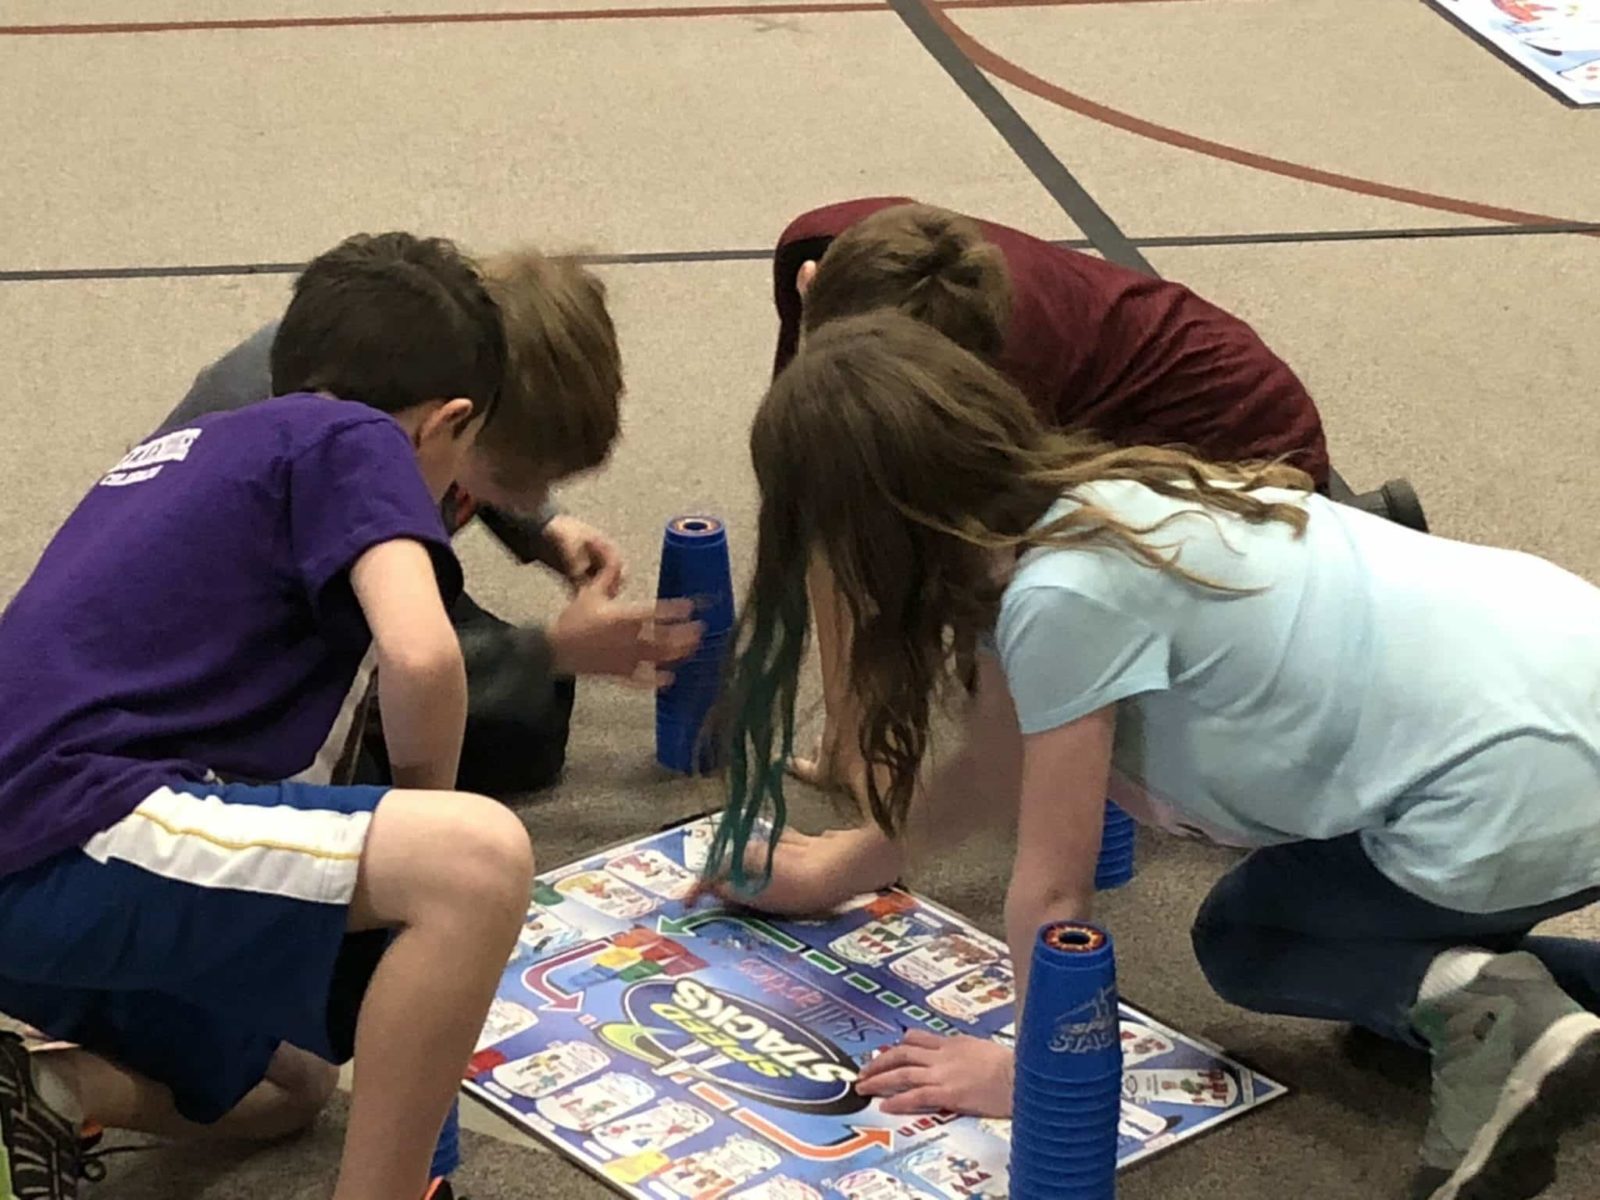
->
<box><xmin>1015</xmin><ymin>920</ymin><xmax>1124</xmax><ymax>1092</ymax></box>
<box><xmin>1008</xmin><ymin>1151</ymin><xmax>1117</xmax><ymax>1191</ymax></box>
<box><xmin>656</xmin><ymin>514</ymin><xmax>734</xmax><ymax>774</ymax></box>
<box><xmin>1095</xmin><ymin>863</ymin><xmax>1135</xmax><ymax>891</ymax></box>
<box><xmin>1010</xmin><ymin>1101</ymin><xmax>1121</xmax><ymax>1134</ymax></box>
<box><xmin>1011</xmin><ymin>1136</ymin><xmax>1119</xmax><ymax>1164</ymax></box>
<box><xmin>1010</xmin><ymin>1130</ymin><xmax>1119</xmax><ymax>1163</ymax></box>
<box><xmin>430</xmin><ymin>1100</ymin><xmax>461</xmax><ymax>1178</ymax></box>
<box><xmin>1007</xmin><ymin>1161</ymin><xmax>1116</xmax><ymax>1197</ymax></box>
<box><xmin>656</xmin><ymin>717</ymin><xmax>716</xmax><ymax>775</ymax></box>
<box><xmin>1010</xmin><ymin>1146</ymin><xmax>1118</xmax><ymax>1173</ymax></box>
<box><xmin>1096</xmin><ymin>801</ymin><xmax>1137</xmax><ymax>887</ymax></box>
<box><xmin>1012</xmin><ymin>925</ymin><xmax>1119</xmax><ymax>1194</ymax></box>
<box><xmin>656</xmin><ymin>515</ymin><xmax>735</xmax><ymax>633</ymax></box>
<box><xmin>1014</xmin><ymin>1069</ymin><xmax>1124</xmax><ymax>1101</ymax></box>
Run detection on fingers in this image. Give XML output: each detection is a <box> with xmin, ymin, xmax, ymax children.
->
<box><xmin>642</xmin><ymin>613</ymin><xmax>704</xmax><ymax>666</ymax></box>
<box><xmin>653</xmin><ymin>597</ymin><xmax>697</xmax><ymax>623</ymax></box>
<box><xmin>595</xmin><ymin>542</ymin><xmax>626</xmax><ymax>595</ymax></box>
<box><xmin>875</xmin><ymin>1085</ymin><xmax>956</xmax><ymax>1116</ymax></box>
<box><xmin>857</xmin><ymin>1041</ymin><xmax>937</xmax><ymax>1082</ymax></box>
<box><xmin>589</xmin><ymin>555</ymin><xmax>625</xmax><ymax>597</ymax></box>
<box><xmin>852</xmin><ymin>1065</ymin><xmax>936</xmax><ymax>1096</ymax></box>
<box><xmin>624</xmin><ymin>662</ymin><xmax>676</xmax><ymax>690</ymax></box>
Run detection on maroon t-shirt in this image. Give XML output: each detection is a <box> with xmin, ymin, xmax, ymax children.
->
<box><xmin>773</xmin><ymin>198</ymin><xmax>1329</xmax><ymax>489</ymax></box>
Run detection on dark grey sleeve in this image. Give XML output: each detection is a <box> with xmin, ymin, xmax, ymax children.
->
<box><xmin>157</xmin><ymin>321</ymin><xmax>279</xmax><ymax>434</ymax></box>
<box><xmin>477</xmin><ymin>503</ymin><xmax>561</xmax><ymax>565</ymax></box>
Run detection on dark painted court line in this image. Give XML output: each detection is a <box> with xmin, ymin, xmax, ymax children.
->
<box><xmin>887</xmin><ymin>0</ymin><xmax>1155</xmax><ymax>274</ymax></box>
<box><xmin>1135</xmin><ymin>221</ymin><xmax>1600</xmax><ymax>248</ymax></box>
<box><xmin>0</xmin><ymin>0</ymin><xmax>1200</xmax><ymax>37</ymax></box>
<box><xmin>934</xmin><ymin>4</ymin><xmax>1600</xmax><ymax>232</ymax></box>
<box><xmin>6</xmin><ymin>223</ymin><xmax>1595</xmax><ymax>285</ymax></box>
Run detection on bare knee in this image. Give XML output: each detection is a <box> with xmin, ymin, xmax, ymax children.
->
<box><xmin>356</xmin><ymin>789</ymin><xmax>535</xmax><ymax>930</ymax></box>
<box><xmin>449</xmin><ymin>791</ymin><xmax>534</xmax><ymax>898</ymax></box>
<box><xmin>415</xmin><ymin>792</ymin><xmax>535</xmax><ymax>931</ymax></box>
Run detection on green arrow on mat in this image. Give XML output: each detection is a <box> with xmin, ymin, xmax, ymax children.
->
<box><xmin>656</xmin><ymin>910</ymin><xmax>802</xmax><ymax>950</ymax></box>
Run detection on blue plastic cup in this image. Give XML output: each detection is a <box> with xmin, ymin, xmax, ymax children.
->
<box><xmin>1014</xmin><ymin>1068</ymin><xmax>1124</xmax><ymax>1101</ymax></box>
<box><xmin>655</xmin><ymin>516</ymin><xmax>735</xmax><ymax>774</ymax></box>
<box><xmin>1095</xmin><ymin>860</ymin><xmax>1136</xmax><ymax>892</ymax></box>
<box><xmin>1011</xmin><ymin>1145</ymin><xmax>1113</xmax><ymax>1184</ymax></box>
<box><xmin>656</xmin><ymin>718</ymin><xmax>716</xmax><ymax>775</ymax></box>
<box><xmin>1010</xmin><ymin>1100</ymin><xmax>1121</xmax><ymax>1135</ymax></box>
<box><xmin>1095</xmin><ymin>845</ymin><xmax>1136</xmax><ymax>870</ymax></box>
<box><xmin>430</xmin><ymin>1100</ymin><xmax>461</xmax><ymax>1179</ymax></box>
<box><xmin>1009</xmin><ymin>1144</ymin><xmax>1118</xmax><ymax>1173</ymax></box>
<box><xmin>1010</xmin><ymin>1133</ymin><xmax>1119</xmax><ymax>1168</ymax></box>
<box><xmin>1006</xmin><ymin>1160</ymin><xmax>1116</xmax><ymax>1197</ymax></box>
<box><xmin>1008</xmin><ymin>1122</ymin><xmax>1120</xmax><ymax>1157</ymax></box>
<box><xmin>1010</xmin><ymin>1099</ymin><xmax>1122</xmax><ymax>1134</ymax></box>
<box><xmin>1015</xmin><ymin>922</ymin><xmax>1123</xmax><ymax>1084</ymax></box>
<box><xmin>657</xmin><ymin>516</ymin><xmax>735</xmax><ymax>635</ymax></box>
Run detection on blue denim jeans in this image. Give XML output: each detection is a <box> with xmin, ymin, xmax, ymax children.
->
<box><xmin>1191</xmin><ymin>835</ymin><xmax>1600</xmax><ymax>1046</ymax></box>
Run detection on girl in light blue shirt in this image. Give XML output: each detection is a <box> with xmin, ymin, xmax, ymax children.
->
<box><xmin>705</xmin><ymin>312</ymin><xmax>1600</xmax><ymax>1200</ymax></box>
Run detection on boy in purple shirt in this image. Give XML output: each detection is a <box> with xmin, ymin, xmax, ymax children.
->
<box><xmin>0</xmin><ymin>233</ymin><xmax>549</xmax><ymax>1200</ymax></box>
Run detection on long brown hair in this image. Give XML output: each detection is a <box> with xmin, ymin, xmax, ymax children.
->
<box><xmin>707</xmin><ymin>312</ymin><xmax>1309</xmax><ymax>888</ymax></box>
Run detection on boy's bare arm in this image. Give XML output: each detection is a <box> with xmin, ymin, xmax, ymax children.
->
<box><xmin>351</xmin><ymin>539</ymin><xmax>468</xmax><ymax>791</ymax></box>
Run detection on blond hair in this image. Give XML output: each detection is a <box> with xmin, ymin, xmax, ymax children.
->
<box><xmin>476</xmin><ymin>248</ymin><xmax>623</xmax><ymax>490</ymax></box>
<box><xmin>801</xmin><ymin>203</ymin><xmax>1012</xmax><ymax>361</ymax></box>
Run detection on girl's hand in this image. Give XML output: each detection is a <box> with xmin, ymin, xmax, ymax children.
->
<box><xmin>855</xmin><ymin>1031</ymin><xmax>1014</xmax><ymax>1117</ymax></box>
<box><xmin>692</xmin><ymin>827</ymin><xmax>902</xmax><ymax>916</ymax></box>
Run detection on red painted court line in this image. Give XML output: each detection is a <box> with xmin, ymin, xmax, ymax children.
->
<box><xmin>929</xmin><ymin>0</ymin><xmax>1598</xmax><ymax>232</ymax></box>
<box><xmin>0</xmin><ymin>0</ymin><xmax>1194</xmax><ymax>37</ymax></box>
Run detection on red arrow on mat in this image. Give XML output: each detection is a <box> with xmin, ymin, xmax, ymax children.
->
<box><xmin>731</xmin><ymin>1109</ymin><xmax>893</xmax><ymax>1161</ymax></box>
<box><xmin>520</xmin><ymin>940</ymin><xmax>606</xmax><ymax>1012</ymax></box>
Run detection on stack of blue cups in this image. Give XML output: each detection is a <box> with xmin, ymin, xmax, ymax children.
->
<box><xmin>655</xmin><ymin>515</ymin><xmax>735</xmax><ymax>775</ymax></box>
<box><xmin>1094</xmin><ymin>801</ymin><xmax>1136</xmax><ymax>891</ymax></box>
<box><xmin>1010</xmin><ymin>920</ymin><xmax>1123</xmax><ymax>1198</ymax></box>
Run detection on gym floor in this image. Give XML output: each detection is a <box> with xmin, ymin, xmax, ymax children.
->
<box><xmin>3</xmin><ymin>1</ymin><xmax>1599</xmax><ymax>1197</ymax></box>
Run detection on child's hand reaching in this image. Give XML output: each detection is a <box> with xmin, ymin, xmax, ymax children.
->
<box><xmin>548</xmin><ymin>560</ymin><xmax>702</xmax><ymax>684</ymax></box>
<box><xmin>539</xmin><ymin>515</ymin><xmax>624</xmax><ymax>589</ymax></box>
<box><xmin>855</xmin><ymin>1031</ymin><xmax>1014</xmax><ymax>1117</ymax></box>
<box><xmin>690</xmin><ymin>827</ymin><xmax>904</xmax><ymax>916</ymax></box>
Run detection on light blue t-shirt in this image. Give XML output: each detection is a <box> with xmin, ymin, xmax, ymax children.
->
<box><xmin>994</xmin><ymin>480</ymin><xmax>1600</xmax><ymax>914</ymax></box>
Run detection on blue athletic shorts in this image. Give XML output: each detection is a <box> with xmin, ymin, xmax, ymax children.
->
<box><xmin>0</xmin><ymin>779</ymin><xmax>389</xmax><ymax>1124</ymax></box>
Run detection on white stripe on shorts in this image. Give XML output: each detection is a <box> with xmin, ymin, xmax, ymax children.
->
<box><xmin>81</xmin><ymin>786</ymin><xmax>371</xmax><ymax>905</ymax></box>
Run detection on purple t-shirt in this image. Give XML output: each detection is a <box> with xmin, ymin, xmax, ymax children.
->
<box><xmin>0</xmin><ymin>393</ymin><xmax>462</xmax><ymax>876</ymax></box>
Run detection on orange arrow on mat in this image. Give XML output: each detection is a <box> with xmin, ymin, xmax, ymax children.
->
<box><xmin>731</xmin><ymin>1109</ymin><xmax>893</xmax><ymax>1161</ymax></box>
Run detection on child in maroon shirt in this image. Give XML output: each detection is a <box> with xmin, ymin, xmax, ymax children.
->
<box><xmin>774</xmin><ymin>200</ymin><xmax>1401</xmax><ymax>804</ymax></box>
<box><xmin>773</xmin><ymin>197</ymin><xmax>1331</xmax><ymax>487</ymax></box>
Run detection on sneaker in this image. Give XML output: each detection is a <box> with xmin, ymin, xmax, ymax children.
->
<box><xmin>1409</xmin><ymin>951</ymin><xmax>1600</xmax><ymax>1200</ymax></box>
<box><xmin>0</xmin><ymin>1034</ymin><xmax>84</xmax><ymax>1200</ymax></box>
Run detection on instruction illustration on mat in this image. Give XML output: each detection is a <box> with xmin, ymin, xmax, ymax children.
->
<box><xmin>465</xmin><ymin>818</ymin><xmax>1287</xmax><ymax>1199</ymax></box>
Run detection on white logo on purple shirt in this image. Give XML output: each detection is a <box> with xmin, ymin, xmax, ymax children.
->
<box><xmin>100</xmin><ymin>428</ymin><xmax>203</xmax><ymax>488</ymax></box>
